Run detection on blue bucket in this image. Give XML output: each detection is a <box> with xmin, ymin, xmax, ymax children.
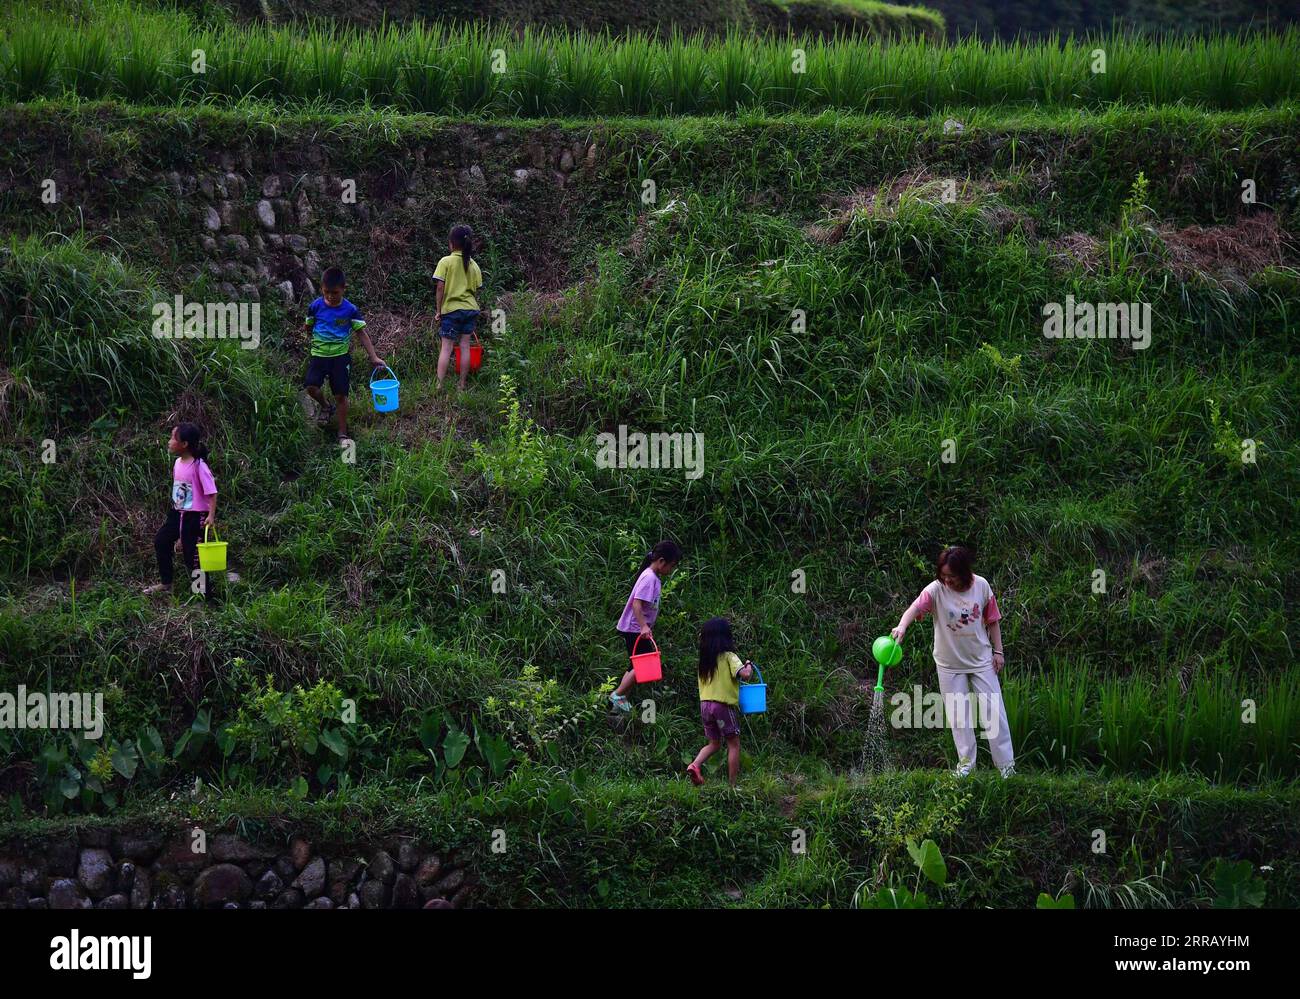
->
<box><xmin>370</xmin><ymin>365</ymin><xmax>400</xmax><ymax>413</ymax></box>
<box><xmin>738</xmin><ymin>662</ymin><xmax>767</xmax><ymax>715</ymax></box>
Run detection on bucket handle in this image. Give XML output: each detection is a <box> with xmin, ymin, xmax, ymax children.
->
<box><xmin>203</xmin><ymin>524</ymin><xmax>221</xmax><ymax>544</ymax></box>
<box><xmin>743</xmin><ymin>660</ymin><xmax>763</xmax><ymax>685</ymax></box>
<box><xmin>630</xmin><ymin>635</ymin><xmax>658</xmax><ymax>656</ymax></box>
<box><xmin>369</xmin><ymin>365</ymin><xmax>397</xmax><ymax>387</ymax></box>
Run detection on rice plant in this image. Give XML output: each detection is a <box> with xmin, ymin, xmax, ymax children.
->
<box><xmin>3</xmin><ymin>10</ymin><xmax>1298</xmax><ymax>116</ymax></box>
<box><xmin>399</xmin><ymin>22</ymin><xmax>452</xmax><ymax>114</ymax></box>
<box><xmin>61</xmin><ymin>30</ymin><xmax>111</xmax><ymax>100</ymax></box>
<box><xmin>4</xmin><ymin>21</ymin><xmax>58</xmax><ymax>99</ymax></box>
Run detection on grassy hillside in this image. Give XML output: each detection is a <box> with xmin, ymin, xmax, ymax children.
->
<box><xmin>1</xmin><ymin>11</ymin><xmax>1298</xmax><ymax>907</ymax></box>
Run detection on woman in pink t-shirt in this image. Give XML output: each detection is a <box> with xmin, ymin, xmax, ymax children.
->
<box><xmin>609</xmin><ymin>540</ymin><xmax>682</xmax><ymax>713</ymax></box>
<box><xmin>891</xmin><ymin>545</ymin><xmax>1015</xmax><ymax>778</ymax></box>
<box><xmin>144</xmin><ymin>423</ymin><xmax>218</xmax><ymax>596</ymax></box>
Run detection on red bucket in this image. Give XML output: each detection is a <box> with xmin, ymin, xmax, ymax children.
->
<box><xmin>629</xmin><ymin>636</ymin><xmax>662</xmax><ymax>683</ymax></box>
<box><xmin>454</xmin><ymin>332</ymin><xmax>483</xmax><ymax>373</ymax></box>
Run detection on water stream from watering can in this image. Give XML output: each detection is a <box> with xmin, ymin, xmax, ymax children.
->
<box><xmin>857</xmin><ymin>687</ymin><xmax>891</xmax><ymax>775</ymax></box>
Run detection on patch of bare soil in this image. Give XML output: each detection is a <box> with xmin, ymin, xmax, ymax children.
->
<box><xmin>1045</xmin><ymin>231</ymin><xmax>1106</xmax><ymax>274</ymax></box>
<box><xmin>1159</xmin><ymin>213</ymin><xmax>1289</xmax><ymax>291</ymax></box>
<box><xmin>1046</xmin><ymin>212</ymin><xmax>1291</xmax><ymax>288</ymax></box>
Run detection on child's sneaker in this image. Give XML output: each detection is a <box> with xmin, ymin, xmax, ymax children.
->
<box><xmin>317</xmin><ymin>402</ymin><xmax>336</xmax><ymax>428</ymax></box>
<box><xmin>952</xmin><ymin>762</ymin><xmax>973</xmax><ymax>778</ymax></box>
<box><xmin>999</xmin><ymin>764</ymin><xmax>1016</xmax><ymax>779</ymax></box>
<box><xmin>686</xmin><ymin>763</ymin><xmax>705</xmax><ymax>786</ymax></box>
<box><xmin>608</xmin><ymin>692</ymin><xmax>631</xmax><ymax>714</ymax></box>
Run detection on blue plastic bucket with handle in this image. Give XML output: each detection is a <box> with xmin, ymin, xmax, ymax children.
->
<box><xmin>370</xmin><ymin>365</ymin><xmax>400</xmax><ymax>412</ymax></box>
<box><xmin>738</xmin><ymin>662</ymin><xmax>767</xmax><ymax>715</ymax></box>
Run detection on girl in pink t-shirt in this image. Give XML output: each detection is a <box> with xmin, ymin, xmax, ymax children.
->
<box><xmin>144</xmin><ymin>423</ymin><xmax>218</xmax><ymax>596</ymax></box>
<box><xmin>609</xmin><ymin>540</ymin><xmax>682</xmax><ymax>713</ymax></box>
<box><xmin>891</xmin><ymin>545</ymin><xmax>1015</xmax><ymax>778</ymax></box>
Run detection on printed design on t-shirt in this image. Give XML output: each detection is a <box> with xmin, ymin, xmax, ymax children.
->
<box><xmin>945</xmin><ymin>600</ymin><xmax>982</xmax><ymax>633</ymax></box>
<box><xmin>172</xmin><ymin>480</ymin><xmax>194</xmax><ymax>511</ymax></box>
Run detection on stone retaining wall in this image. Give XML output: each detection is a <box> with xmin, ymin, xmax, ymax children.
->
<box><xmin>0</xmin><ymin>827</ymin><xmax>474</xmax><ymax>910</ymax></box>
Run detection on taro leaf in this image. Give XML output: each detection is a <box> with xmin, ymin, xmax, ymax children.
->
<box><xmin>1213</xmin><ymin>860</ymin><xmax>1266</xmax><ymax>909</ymax></box>
<box><xmin>192</xmin><ymin>709</ymin><xmax>211</xmax><ymax>736</ymax></box>
<box><xmin>319</xmin><ymin>728</ymin><xmax>348</xmax><ymax>760</ymax></box>
<box><xmin>139</xmin><ymin>725</ymin><xmax>166</xmax><ymax>768</ymax></box>
<box><xmin>59</xmin><ymin>772</ymin><xmax>81</xmax><ymax>800</ymax></box>
<box><xmin>1036</xmin><ymin>892</ymin><xmax>1076</xmax><ymax>909</ymax></box>
<box><xmin>906</xmin><ymin>837</ymin><xmax>948</xmax><ymax>887</ymax></box>
<box><xmin>288</xmin><ymin>775</ymin><xmax>309</xmax><ymax>800</ymax></box>
<box><xmin>418</xmin><ymin>713</ymin><xmax>441</xmax><ymax>753</ymax></box>
<box><xmin>111</xmin><ymin>740</ymin><xmax>139</xmax><ymax>780</ymax></box>
<box><xmin>317</xmin><ymin>763</ymin><xmax>335</xmax><ymax>786</ymax></box>
<box><xmin>443</xmin><ymin>726</ymin><xmax>471</xmax><ymax>769</ymax></box>
<box><xmin>474</xmin><ymin>724</ymin><xmax>513</xmax><ymax>776</ymax></box>
<box><xmin>216</xmin><ymin>726</ymin><xmax>236</xmax><ymax>758</ymax></box>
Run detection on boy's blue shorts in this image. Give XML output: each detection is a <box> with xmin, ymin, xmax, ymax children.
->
<box><xmin>439</xmin><ymin>309</ymin><xmax>478</xmax><ymax>339</ymax></box>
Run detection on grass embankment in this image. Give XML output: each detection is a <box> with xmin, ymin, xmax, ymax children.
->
<box><xmin>4</xmin><ymin>772</ymin><xmax>1297</xmax><ymax>907</ymax></box>
<box><xmin>0</xmin><ymin>95</ymin><xmax>1297</xmax><ymax>904</ymax></box>
<box><xmin>2</xmin><ymin>3</ymin><xmax>1298</xmax><ymax>114</ymax></box>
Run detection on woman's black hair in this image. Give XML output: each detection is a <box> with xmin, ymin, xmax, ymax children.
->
<box><xmin>698</xmin><ymin>617</ymin><xmax>736</xmax><ymax>683</ymax></box>
<box><xmin>450</xmin><ymin>224</ymin><xmax>475</xmax><ymax>275</ymax></box>
<box><xmin>176</xmin><ymin>422</ymin><xmax>210</xmax><ymax>462</ymax></box>
<box><xmin>936</xmin><ymin>544</ymin><xmax>975</xmax><ymax>589</ymax></box>
<box><xmin>636</xmin><ymin>539</ymin><xmax>683</xmax><ymax>582</ymax></box>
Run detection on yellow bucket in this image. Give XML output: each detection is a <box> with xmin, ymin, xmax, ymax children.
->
<box><xmin>196</xmin><ymin>524</ymin><xmax>228</xmax><ymax>572</ymax></box>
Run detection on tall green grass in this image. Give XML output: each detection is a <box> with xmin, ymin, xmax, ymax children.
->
<box><xmin>4</xmin><ymin>5</ymin><xmax>1299</xmax><ymax>114</ymax></box>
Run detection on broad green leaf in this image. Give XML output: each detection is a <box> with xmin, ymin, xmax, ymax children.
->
<box><xmin>906</xmin><ymin>837</ymin><xmax>948</xmax><ymax>887</ymax></box>
<box><xmin>319</xmin><ymin>728</ymin><xmax>348</xmax><ymax>759</ymax></box>
<box><xmin>1213</xmin><ymin>860</ymin><xmax>1265</xmax><ymax>909</ymax></box>
<box><xmin>111</xmin><ymin>740</ymin><xmax>138</xmax><ymax>780</ymax></box>
<box><xmin>443</xmin><ymin>727</ymin><xmax>471</xmax><ymax>768</ymax></box>
<box><xmin>418</xmin><ymin>713</ymin><xmax>441</xmax><ymax>752</ymax></box>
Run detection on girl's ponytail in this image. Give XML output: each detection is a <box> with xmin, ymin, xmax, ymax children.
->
<box><xmin>450</xmin><ymin>224</ymin><xmax>474</xmax><ymax>275</ymax></box>
<box><xmin>176</xmin><ymin>422</ymin><xmax>210</xmax><ymax>462</ymax></box>
<box><xmin>636</xmin><ymin>539</ymin><xmax>683</xmax><ymax>582</ymax></box>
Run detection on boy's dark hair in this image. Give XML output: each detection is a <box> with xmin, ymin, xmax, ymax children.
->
<box><xmin>936</xmin><ymin>544</ymin><xmax>975</xmax><ymax>589</ymax></box>
<box><xmin>176</xmin><ymin>422</ymin><xmax>210</xmax><ymax>462</ymax></box>
<box><xmin>322</xmin><ymin>267</ymin><xmax>346</xmax><ymax>288</ymax></box>
<box><xmin>636</xmin><ymin>540</ymin><xmax>682</xmax><ymax>582</ymax></box>
<box><xmin>449</xmin><ymin>225</ymin><xmax>474</xmax><ymax>275</ymax></box>
<box><xmin>697</xmin><ymin>617</ymin><xmax>736</xmax><ymax>683</ymax></box>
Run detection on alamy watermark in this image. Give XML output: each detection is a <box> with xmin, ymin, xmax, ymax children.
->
<box><xmin>595</xmin><ymin>425</ymin><xmax>704</xmax><ymax>480</ymax></box>
<box><xmin>0</xmin><ymin>687</ymin><xmax>104</xmax><ymax>739</ymax></box>
<box><xmin>889</xmin><ymin>684</ymin><xmax>1004</xmax><ymax>740</ymax></box>
<box><xmin>152</xmin><ymin>296</ymin><xmax>261</xmax><ymax>349</ymax></box>
<box><xmin>1043</xmin><ymin>295</ymin><xmax>1151</xmax><ymax>350</ymax></box>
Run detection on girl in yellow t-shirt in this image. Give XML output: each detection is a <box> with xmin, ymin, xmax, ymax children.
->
<box><xmin>687</xmin><ymin>617</ymin><xmax>754</xmax><ymax>787</ymax></box>
<box><xmin>434</xmin><ymin>224</ymin><xmax>486</xmax><ymax>392</ymax></box>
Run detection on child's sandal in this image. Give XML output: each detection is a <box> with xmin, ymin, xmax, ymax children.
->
<box><xmin>686</xmin><ymin>763</ymin><xmax>705</xmax><ymax>786</ymax></box>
